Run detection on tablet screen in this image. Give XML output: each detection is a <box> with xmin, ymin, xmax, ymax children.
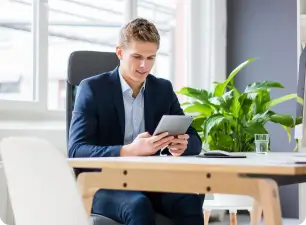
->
<box><xmin>153</xmin><ymin>115</ymin><xmax>193</xmax><ymax>136</ymax></box>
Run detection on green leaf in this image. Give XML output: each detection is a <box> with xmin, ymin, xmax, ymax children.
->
<box><xmin>239</xmin><ymin>134</ymin><xmax>256</xmax><ymax>152</ymax></box>
<box><xmin>176</xmin><ymin>87</ymin><xmax>211</xmax><ymax>102</ymax></box>
<box><xmin>207</xmin><ymin>135</ymin><xmax>217</xmax><ymax>150</ymax></box>
<box><xmin>251</xmin><ymin>110</ymin><xmax>274</xmax><ymax>124</ymax></box>
<box><xmin>212</xmin><ymin>81</ymin><xmax>221</xmax><ymax>85</ymax></box>
<box><xmin>204</xmin><ymin>114</ymin><xmax>229</xmax><ymax>137</ymax></box>
<box><xmin>255</xmin><ymin>90</ymin><xmax>271</xmax><ymax>113</ymax></box>
<box><xmin>282</xmin><ymin>125</ymin><xmax>291</xmax><ymax>142</ymax></box>
<box><xmin>294</xmin><ymin>138</ymin><xmax>299</xmax><ymax>152</ymax></box>
<box><xmin>243</xmin><ymin>122</ymin><xmax>268</xmax><ymax>135</ymax></box>
<box><xmin>191</xmin><ymin>116</ymin><xmax>206</xmax><ymax>132</ymax></box>
<box><xmin>239</xmin><ymin>92</ymin><xmax>258</xmax><ymax>104</ymax></box>
<box><xmin>184</xmin><ymin>102</ymin><xmax>212</xmax><ymax>116</ymax></box>
<box><xmin>214</xmin><ymin>58</ymin><xmax>256</xmax><ymax>96</ymax></box>
<box><xmin>222</xmin><ymin>90</ymin><xmax>234</xmax><ymax>110</ymax></box>
<box><xmin>264</xmin><ymin>94</ymin><xmax>298</xmax><ymax>111</ymax></box>
<box><xmin>297</xmin><ymin>96</ymin><xmax>304</xmax><ymax>105</ymax></box>
<box><xmin>238</xmin><ymin>93</ymin><xmax>256</xmax><ymax>118</ymax></box>
<box><xmin>209</xmin><ymin>96</ymin><xmax>225</xmax><ymax>106</ymax></box>
<box><xmin>180</xmin><ymin>102</ymin><xmax>191</xmax><ymax>107</ymax></box>
<box><xmin>296</xmin><ymin>116</ymin><xmax>303</xmax><ymax>125</ymax></box>
<box><xmin>245</xmin><ymin>81</ymin><xmax>284</xmax><ymax>92</ymax></box>
<box><xmin>269</xmin><ymin>114</ymin><xmax>295</xmax><ymax>127</ymax></box>
<box><xmin>232</xmin><ymin>87</ymin><xmax>241</xmax><ymax>117</ymax></box>
<box><xmin>216</xmin><ymin>133</ymin><xmax>234</xmax><ymax>151</ymax></box>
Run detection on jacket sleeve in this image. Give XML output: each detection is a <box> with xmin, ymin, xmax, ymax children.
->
<box><xmin>68</xmin><ymin>80</ymin><xmax>121</xmax><ymax>158</ymax></box>
<box><xmin>168</xmin><ymin>83</ymin><xmax>202</xmax><ymax>156</ymax></box>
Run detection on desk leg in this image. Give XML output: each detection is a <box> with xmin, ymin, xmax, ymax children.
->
<box><xmin>76</xmin><ymin>173</ymin><xmax>99</xmax><ymax>216</ymax></box>
<box><xmin>258</xmin><ymin>180</ymin><xmax>282</xmax><ymax>225</ymax></box>
<box><xmin>74</xmin><ymin>169</ymin><xmax>282</xmax><ymax>225</ymax></box>
<box><xmin>250</xmin><ymin>200</ymin><xmax>262</xmax><ymax>225</ymax></box>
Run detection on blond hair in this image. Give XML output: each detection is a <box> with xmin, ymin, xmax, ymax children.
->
<box><xmin>118</xmin><ymin>18</ymin><xmax>160</xmax><ymax>48</ymax></box>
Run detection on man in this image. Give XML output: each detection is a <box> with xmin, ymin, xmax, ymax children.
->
<box><xmin>68</xmin><ymin>18</ymin><xmax>204</xmax><ymax>225</ymax></box>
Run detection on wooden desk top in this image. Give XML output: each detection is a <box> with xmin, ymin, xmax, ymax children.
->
<box><xmin>68</xmin><ymin>153</ymin><xmax>306</xmax><ymax>175</ymax></box>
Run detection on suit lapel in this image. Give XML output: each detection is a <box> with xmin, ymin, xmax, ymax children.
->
<box><xmin>109</xmin><ymin>67</ymin><xmax>125</xmax><ymax>138</ymax></box>
<box><xmin>144</xmin><ymin>76</ymin><xmax>156</xmax><ymax>134</ymax></box>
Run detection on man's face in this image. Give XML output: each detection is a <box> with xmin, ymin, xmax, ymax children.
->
<box><xmin>116</xmin><ymin>40</ymin><xmax>158</xmax><ymax>85</ymax></box>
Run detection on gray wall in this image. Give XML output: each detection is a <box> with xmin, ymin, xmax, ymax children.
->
<box><xmin>227</xmin><ymin>0</ymin><xmax>299</xmax><ymax>218</ymax></box>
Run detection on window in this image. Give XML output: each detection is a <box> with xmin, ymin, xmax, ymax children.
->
<box><xmin>137</xmin><ymin>0</ymin><xmax>187</xmax><ymax>91</ymax></box>
<box><xmin>48</xmin><ymin>0</ymin><xmax>124</xmax><ymax>110</ymax></box>
<box><xmin>0</xmin><ymin>0</ymin><xmax>34</xmax><ymax>101</ymax></box>
<box><xmin>0</xmin><ymin>0</ymin><xmax>190</xmax><ymax>118</ymax></box>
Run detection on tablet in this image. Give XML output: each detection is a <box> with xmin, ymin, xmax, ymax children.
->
<box><xmin>153</xmin><ymin>115</ymin><xmax>193</xmax><ymax>136</ymax></box>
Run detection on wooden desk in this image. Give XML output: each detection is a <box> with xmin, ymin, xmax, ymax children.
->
<box><xmin>68</xmin><ymin>153</ymin><xmax>306</xmax><ymax>225</ymax></box>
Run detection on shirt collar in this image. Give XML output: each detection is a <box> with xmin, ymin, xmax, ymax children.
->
<box><xmin>118</xmin><ymin>68</ymin><xmax>146</xmax><ymax>93</ymax></box>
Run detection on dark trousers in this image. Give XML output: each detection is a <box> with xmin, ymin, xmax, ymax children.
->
<box><xmin>92</xmin><ymin>189</ymin><xmax>204</xmax><ymax>225</ymax></box>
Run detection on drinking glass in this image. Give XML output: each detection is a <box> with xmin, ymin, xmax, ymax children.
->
<box><xmin>254</xmin><ymin>134</ymin><xmax>269</xmax><ymax>154</ymax></box>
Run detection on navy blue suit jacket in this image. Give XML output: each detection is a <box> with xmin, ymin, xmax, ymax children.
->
<box><xmin>68</xmin><ymin>67</ymin><xmax>202</xmax><ymax>158</ymax></box>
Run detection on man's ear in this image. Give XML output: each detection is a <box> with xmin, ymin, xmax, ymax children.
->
<box><xmin>116</xmin><ymin>46</ymin><xmax>123</xmax><ymax>60</ymax></box>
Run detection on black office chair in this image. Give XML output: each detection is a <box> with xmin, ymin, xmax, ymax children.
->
<box><xmin>66</xmin><ymin>50</ymin><xmax>173</xmax><ymax>225</ymax></box>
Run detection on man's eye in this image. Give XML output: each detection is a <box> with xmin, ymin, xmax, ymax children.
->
<box><xmin>134</xmin><ymin>56</ymin><xmax>141</xmax><ymax>59</ymax></box>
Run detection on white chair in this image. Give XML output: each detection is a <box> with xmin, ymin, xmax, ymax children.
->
<box><xmin>0</xmin><ymin>162</ymin><xmax>11</xmax><ymax>225</ymax></box>
<box><xmin>203</xmin><ymin>193</ymin><xmax>254</xmax><ymax>225</ymax></box>
<box><xmin>0</xmin><ymin>136</ymin><xmax>89</xmax><ymax>225</ymax></box>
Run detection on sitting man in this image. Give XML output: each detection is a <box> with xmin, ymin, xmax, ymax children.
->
<box><xmin>68</xmin><ymin>17</ymin><xmax>204</xmax><ymax>225</ymax></box>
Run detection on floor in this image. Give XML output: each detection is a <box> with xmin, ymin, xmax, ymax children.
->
<box><xmin>210</xmin><ymin>214</ymin><xmax>299</xmax><ymax>225</ymax></box>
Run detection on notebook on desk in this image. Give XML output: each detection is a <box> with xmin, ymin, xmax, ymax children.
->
<box><xmin>197</xmin><ymin>150</ymin><xmax>247</xmax><ymax>158</ymax></box>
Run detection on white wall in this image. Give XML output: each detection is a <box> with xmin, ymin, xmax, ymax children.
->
<box><xmin>0</xmin><ymin>122</ymin><xmax>66</xmax><ymax>156</ymax></box>
<box><xmin>0</xmin><ymin>129</ymin><xmax>66</xmax><ymax>155</ymax></box>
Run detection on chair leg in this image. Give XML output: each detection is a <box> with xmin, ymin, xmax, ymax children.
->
<box><xmin>229</xmin><ymin>210</ymin><xmax>237</xmax><ymax>225</ymax></box>
<box><xmin>203</xmin><ymin>210</ymin><xmax>211</xmax><ymax>225</ymax></box>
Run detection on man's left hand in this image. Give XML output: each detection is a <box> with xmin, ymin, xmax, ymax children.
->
<box><xmin>168</xmin><ymin>134</ymin><xmax>189</xmax><ymax>156</ymax></box>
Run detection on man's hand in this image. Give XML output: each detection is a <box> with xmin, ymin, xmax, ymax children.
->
<box><xmin>168</xmin><ymin>134</ymin><xmax>189</xmax><ymax>156</ymax></box>
<box><xmin>120</xmin><ymin>132</ymin><xmax>174</xmax><ymax>156</ymax></box>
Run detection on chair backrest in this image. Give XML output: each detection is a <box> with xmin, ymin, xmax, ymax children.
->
<box><xmin>66</xmin><ymin>51</ymin><xmax>119</xmax><ymax>144</ymax></box>
<box><xmin>0</xmin><ymin>137</ymin><xmax>89</xmax><ymax>225</ymax></box>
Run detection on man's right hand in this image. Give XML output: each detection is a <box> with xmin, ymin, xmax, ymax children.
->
<box><xmin>120</xmin><ymin>132</ymin><xmax>174</xmax><ymax>156</ymax></box>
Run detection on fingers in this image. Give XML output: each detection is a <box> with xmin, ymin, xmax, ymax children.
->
<box><xmin>155</xmin><ymin>142</ymin><xmax>170</xmax><ymax>151</ymax></box>
<box><xmin>169</xmin><ymin>148</ymin><xmax>185</xmax><ymax>156</ymax></box>
<box><xmin>170</xmin><ymin>138</ymin><xmax>188</xmax><ymax>145</ymax></box>
<box><xmin>168</xmin><ymin>144</ymin><xmax>185</xmax><ymax>150</ymax></box>
<box><xmin>177</xmin><ymin>134</ymin><xmax>189</xmax><ymax>140</ymax></box>
<box><xmin>153</xmin><ymin>136</ymin><xmax>174</xmax><ymax>150</ymax></box>
<box><xmin>137</xmin><ymin>132</ymin><xmax>151</xmax><ymax>138</ymax></box>
<box><xmin>149</xmin><ymin>132</ymin><xmax>169</xmax><ymax>143</ymax></box>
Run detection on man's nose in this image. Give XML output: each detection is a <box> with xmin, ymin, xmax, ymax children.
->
<box><xmin>140</xmin><ymin>60</ymin><xmax>147</xmax><ymax>68</ymax></box>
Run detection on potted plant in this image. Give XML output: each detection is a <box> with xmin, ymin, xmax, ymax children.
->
<box><xmin>177</xmin><ymin>58</ymin><xmax>303</xmax><ymax>221</ymax></box>
<box><xmin>177</xmin><ymin>58</ymin><xmax>303</xmax><ymax>152</ymax></box>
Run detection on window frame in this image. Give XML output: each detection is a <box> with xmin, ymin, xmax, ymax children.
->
<box><xmin>0</xmin><ymin>0</ymin><xmax>181</xmax><ymax>121</ymax></box>
<box><xmin>0</xmin><ymin>0</ymin><xmax>131</xmax><ymax>120</ymax></box>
